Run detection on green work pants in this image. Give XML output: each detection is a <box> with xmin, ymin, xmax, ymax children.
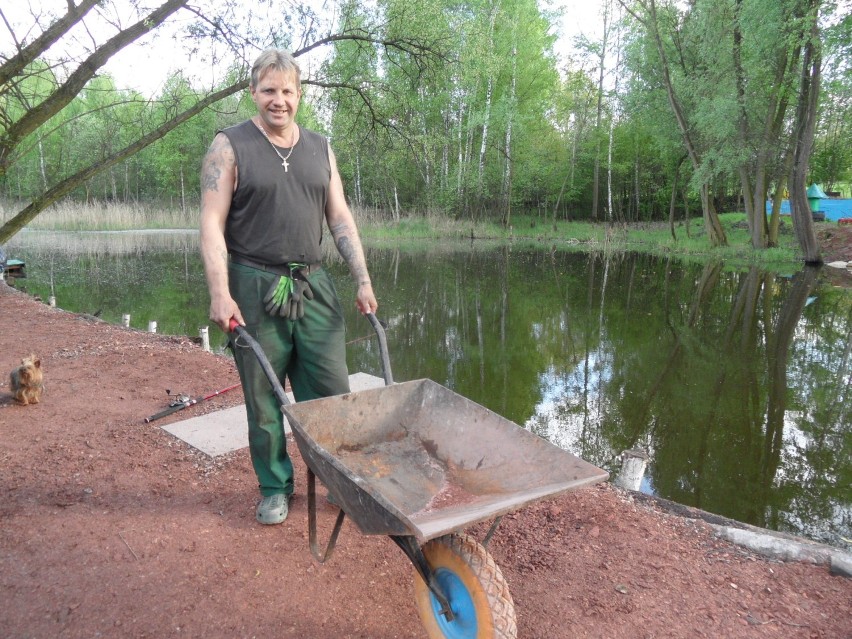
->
<box><xmin>228</xmin><ymin>262</ymin><xmax>350</xmax><ymax>497</ymax></box>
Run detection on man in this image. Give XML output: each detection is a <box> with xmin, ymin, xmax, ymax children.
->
<box><xmin>200</xmin><ymin>49</ymin><xmax>377</xmax><ymax>525</ymax></box>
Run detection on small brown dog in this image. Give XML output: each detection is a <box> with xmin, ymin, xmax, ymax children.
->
<box><xmin>10</xmin><ymin>354</ymin><xmax>43</xmax><ymax>405</ymax></box>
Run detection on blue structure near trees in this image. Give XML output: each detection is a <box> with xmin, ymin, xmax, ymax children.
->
<box><xmin>767</xmin><ymin>197</ymin><xmax>852</xmax><ymax>222</ymax></box>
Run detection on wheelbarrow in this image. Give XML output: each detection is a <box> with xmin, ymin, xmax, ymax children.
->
<box><xmin>230</xmin><ymin>315</ymin><xmax>608</xmax><ymax>639</ymax></box>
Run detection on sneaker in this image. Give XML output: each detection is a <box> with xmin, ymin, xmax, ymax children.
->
<box><xmin>256</xmin><ymin>493</ymin><xmax>290</xmax><ymax>525</ymax></box>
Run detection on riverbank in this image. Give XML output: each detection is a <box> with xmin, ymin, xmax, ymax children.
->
<box><xmin>1</xmin><ymin>282</ymin><xmax>850</xmax><ymax>638</ymax></box>
<box><xmin>10</xmin><ymin>199</ymin><xmax>851</xmax><ymax>273</ymax></box>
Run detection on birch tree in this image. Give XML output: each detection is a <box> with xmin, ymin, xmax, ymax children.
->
<box><xmin>592</xmin><ymin>0</ymin><xmax>612</xmax><ymax>221</ymax></box>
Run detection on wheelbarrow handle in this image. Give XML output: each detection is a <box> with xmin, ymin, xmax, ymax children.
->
<box><xmin>228</xmin><ymin>319</ymin><xmax>290</xmax><ymax>407</ymax></box>
<box><xmin>228</xmin><ymin>313</ymin><xmax>391</xmax><ymax>403</ymax></box>
<box><xmin>366</xmin><ymin>313</ymin><xmax>394</xmax><ymax>386</ymax></box>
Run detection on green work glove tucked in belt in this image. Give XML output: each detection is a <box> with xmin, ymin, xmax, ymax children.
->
<box><xmin>262</xmin><ymin>264</ymin><xmax>315</xmax><ymax>320</ymax></box>
<box><xmin>263</xmin><ymin>275</ymin><xmax>292</xmax><ymax>315</ymax></box>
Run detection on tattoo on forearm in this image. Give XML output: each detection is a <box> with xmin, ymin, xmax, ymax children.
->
<box><xmin>332</xmin><ymin>224</ymin><xmax>369</xmax><ymax>281</ymax></box>
<box><xmin>336</xmin><ymin>235</ymin><xmax>354</xmax><ymax>261</ymax></box>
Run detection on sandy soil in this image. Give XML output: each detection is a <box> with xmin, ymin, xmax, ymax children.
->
<box><xmin>1</xmin><ymin>244</ymin><xmax>851</xmax><ymax>638</ymax></box>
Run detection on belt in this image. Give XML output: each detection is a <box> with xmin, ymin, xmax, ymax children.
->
<box><xmin>230</xmin><ymin>255</ymin><xmax>322</xmax><ymax>277</ymax></box>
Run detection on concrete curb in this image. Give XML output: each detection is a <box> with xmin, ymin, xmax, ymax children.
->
<box><xmin>711</xmin><ymin>525</ymin><xmax>852</xmax><ymax>578</ymax></box>
<box><xmin>624</xmin><ymin>488</ymin><xmax>852</xmax><ymax>578</ymax></box>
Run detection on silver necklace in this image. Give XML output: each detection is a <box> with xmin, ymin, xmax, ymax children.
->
<box><xmin>256</xmin><ymin>121</ymin><xmax>296</xmax><ymax>172</ymax></box>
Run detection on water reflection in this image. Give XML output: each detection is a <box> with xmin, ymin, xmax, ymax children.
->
<box><xmin>8</xmin><ymin>231</ymin><xmax>850</xmax><ymax>547</ymax></box>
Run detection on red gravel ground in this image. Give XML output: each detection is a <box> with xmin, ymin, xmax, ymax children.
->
<box><xmin>1</xmin><ymin>280</ymin><xmax>850</xmax><ymax>638</ymax></box>
<box><xmin>816</xmin><ymin>225</ymin><xmax>852</xmax><ymax>287</ymax></box>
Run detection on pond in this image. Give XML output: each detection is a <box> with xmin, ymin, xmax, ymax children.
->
<box><xmin>6</xmin><ymin>230</ymin><xmax>851</xmax><ymax>548</ymax></box>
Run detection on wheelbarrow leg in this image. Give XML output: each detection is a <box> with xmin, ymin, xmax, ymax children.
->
<box><xmin>307</xmin><ymin>468</ymin><xmax>346</xmax><ymax>563</ymax></box>
<box><xmin>390</xmin><ymin>536</ymin><xmax>455</xmax><ymax>622</ymax></box>
<box><xmin>482</xmin><ymin>515</ymin><xmax>504</xmax><ymax>547</ymax></box>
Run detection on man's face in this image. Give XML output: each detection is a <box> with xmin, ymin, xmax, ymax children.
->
<box><xmin>250</xmin><ymin>68</ymin><xmax>301</xmax><ymax>133</ymax></box>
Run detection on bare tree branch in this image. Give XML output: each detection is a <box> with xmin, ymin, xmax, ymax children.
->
<box><xmin>0</xmin><ymin>12</ymin><xmax>450</xmax><ymax>242</ymax></box>
<box><xmin>0</xmin><ymin>0</ymin><xmax>189</xmax><ymax>175</ymax></box>
<box><xmin>0</xmin><ymin>0</ymin><xmax>101</xmax><ymax>87</ymax></box>
<box><xmin>0</xmin><ymin>79</ymin><xmax>246</xmax><ymax>243</ymax></box>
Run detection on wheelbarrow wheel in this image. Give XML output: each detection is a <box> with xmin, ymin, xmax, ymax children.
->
<box><xmin>414</xmin><ymin>532</ymin><xmax>517</xmax><ymax>639</ymax></box>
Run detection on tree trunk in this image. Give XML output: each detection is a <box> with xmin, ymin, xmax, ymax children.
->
<box><xmin>634</xmin><ymin>147</ymin><xmax>640</xmax><ymax>222</ymax></box>
<box><xmin>592</xmin><ymin>1</ymin><xmax>611</xmax><ymax>221</ymax></box>
<box><xmin>179</xmin><ymin>165</ymin><xmax>186</xmax><ymax>216</ymax></box>
<box><xmin>768</xmin><ymin>148</ymin><xmax>795</xmax><ymax>246</ymax></box>
<box><xmin>701</xmin><ymin>183</ymin><xmax>727</xmax><ymax>245</ymax></box>
<box><xmin>477</xmin><ymin>4</ymin><xmax>498</xmax><ymax>196</ymax></box>
<box><xmin>606</xmin><ymin>113</ymin><xmax>614</xmax><ymax>223</ymax></box>
<box><xmin>669</xmin><ymin>155</ymin><xmax>685</xmax><ymax>241</ymax></box>
<box><xmin>606</xmin><ymin>9</ymin><xmax>623</xmax><ymax>225</ymax></box>
<box><xmin>456</xmin><ymin>99</ymin><xmax>466</xmax><ymax>201</ymax></box>
<box><xmin>38</xmin><ymin>139</ymin><xmax>48</xmax><ymax>190</ymax></box>
<box><xmin>354</xmin><ymin>153</ymin><xmax>363</xmax><ymax>209</ymax></box>
<box><xmin>789</xmin><ymin>1</ymin><xmax>823</xmax><ymax>264</ymax></box>
<box><xmin>501</xmin><ymin>32</ymin><xmax>517</xmax><ymax>227</ymax></box>
<box><xmin>732</xmin><ymin>0</ymin><xmax>765</xmax><ymax>248</ymax></box>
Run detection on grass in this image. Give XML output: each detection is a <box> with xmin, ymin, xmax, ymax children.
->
<box><xmin>1</xmin><ymin>198</ymin><xmax>814</xmax><ymax>270</ymax></box>
<box><xmin>358</xmin><ymin>211</ymin><xmax>804</xmax><ymax>270</ymax></box>
<box><xmin>2</xmin><ymin>199</ymin><xmax>197</xmax><ymax>232</ymax></box>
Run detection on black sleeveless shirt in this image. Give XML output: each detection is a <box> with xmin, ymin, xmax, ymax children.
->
<box><xmin>221</xmin><ymin>120</ymin><xmax>330</xmax><ymax>265</ymax></box>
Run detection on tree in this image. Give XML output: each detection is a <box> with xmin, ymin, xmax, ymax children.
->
<box><xmin>591</xmin><ymin>0</ymin><xmax>613</xmax><ymax>222</ymax></box>
<box><xmin>0</xmin><ymin>0</ymin><xmax>189</xmax><ymax>177</ymax></box>
<box><xmin>619</xmin><ymin>0</ymin><xmax>729</xmax><ymax>246</ymax></box>
<box><xmin>617</xmin><ymin>0</ymin><xmax>841</xmax><ymax>255</ymax></box>
<box><xmin>810</xmin><ymin>8</ymin><xmax>852</xmax><ymax>192</ymax></box>
<box><xmin>0</xmin><ymin>0</ymin><xmax>449</xmax><ymax>243</ymax></box>
<box><xmin>788</xmin><ymin>0</ymin><xmax>823</xmax><ymax>264</ymax></box>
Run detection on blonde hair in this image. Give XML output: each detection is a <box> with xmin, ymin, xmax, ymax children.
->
<box><xmin>250</xmin><ymin>49</ymin><xmax>301</xmax><ymax>88</ymax></box>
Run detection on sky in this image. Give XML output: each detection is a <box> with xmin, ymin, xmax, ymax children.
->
<box><xmin>2</xmin><ymin>0</ymin><xmax>607</xmax><ymax>97</ymax></box>
<box><xmin>559</xmin><ymin>0</ymin><xmax>607</xmax><ymax>42</ymax></box>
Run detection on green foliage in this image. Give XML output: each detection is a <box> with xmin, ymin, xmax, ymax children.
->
<box><xmin>811</xmin><ymin>9</ymin><xmax>852</xmax><ymax>189</ymax></box>
<box><xmin>2</xmin><ymin>0</ymin><xmax>849</xmax><ymax>247</ymax></box>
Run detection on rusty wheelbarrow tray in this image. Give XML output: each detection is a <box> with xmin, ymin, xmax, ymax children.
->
<box><xmin>286</xmin><ymin>376</ymin><xmax>607</xmax><ymax>542</ymax></box>
<box><xmin>231</xmin><ymin>315</ymin><xmax>607</xmax><ymax>639</ymax></box>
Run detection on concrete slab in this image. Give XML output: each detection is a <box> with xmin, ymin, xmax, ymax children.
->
<box><xmin>161</xmin><ymin>372</ymin><xmax>386</xmax><ymax>457</ymax></box>
<box><xmin>161</xmin><ymin>404</ymin><xmax>254</xmax><ymax>458</ymax></box>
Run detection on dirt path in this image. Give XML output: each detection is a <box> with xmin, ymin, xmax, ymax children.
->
<box><xmin>1</xmin><ymin>282</ymin><xmax>850</xmax><ymax>638</ymax></box>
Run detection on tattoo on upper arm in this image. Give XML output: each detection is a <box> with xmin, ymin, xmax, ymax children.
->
<box><xmin>201</xmin><ymin>135</ymin><xmax>233</xmax><ymax>193</ymax></box>
<box><xmin>201</xmin><ymin>159</ymin><xmax>221</xmax><ymax>192</ymax></box>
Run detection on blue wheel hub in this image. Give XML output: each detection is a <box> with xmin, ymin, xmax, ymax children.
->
<box><xmin>430</xmin><ymin>567</ymin><xmax>478</xmax><ymax>638</ymax></box>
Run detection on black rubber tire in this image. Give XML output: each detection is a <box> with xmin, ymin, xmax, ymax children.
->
<box><xmin>413</xmin><ymin>533</ymin><xmax>517</xmax><ymax>639</ymax></box>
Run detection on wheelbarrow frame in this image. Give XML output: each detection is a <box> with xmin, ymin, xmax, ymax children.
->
<box><xmin>230</xmin><ymin>314</ymin><xmax>608</xmax><ymax>625</ymax></box>
<box><xmin>230</xmin><ymin>315</ymin><xmax>458</xmax><ymax>616</ymax></box>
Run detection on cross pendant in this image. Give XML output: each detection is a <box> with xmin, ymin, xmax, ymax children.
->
<box><xmin>282</xmin><ymin>158</ymin><xmax>289</xmax><ymax>172</ymax></box>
